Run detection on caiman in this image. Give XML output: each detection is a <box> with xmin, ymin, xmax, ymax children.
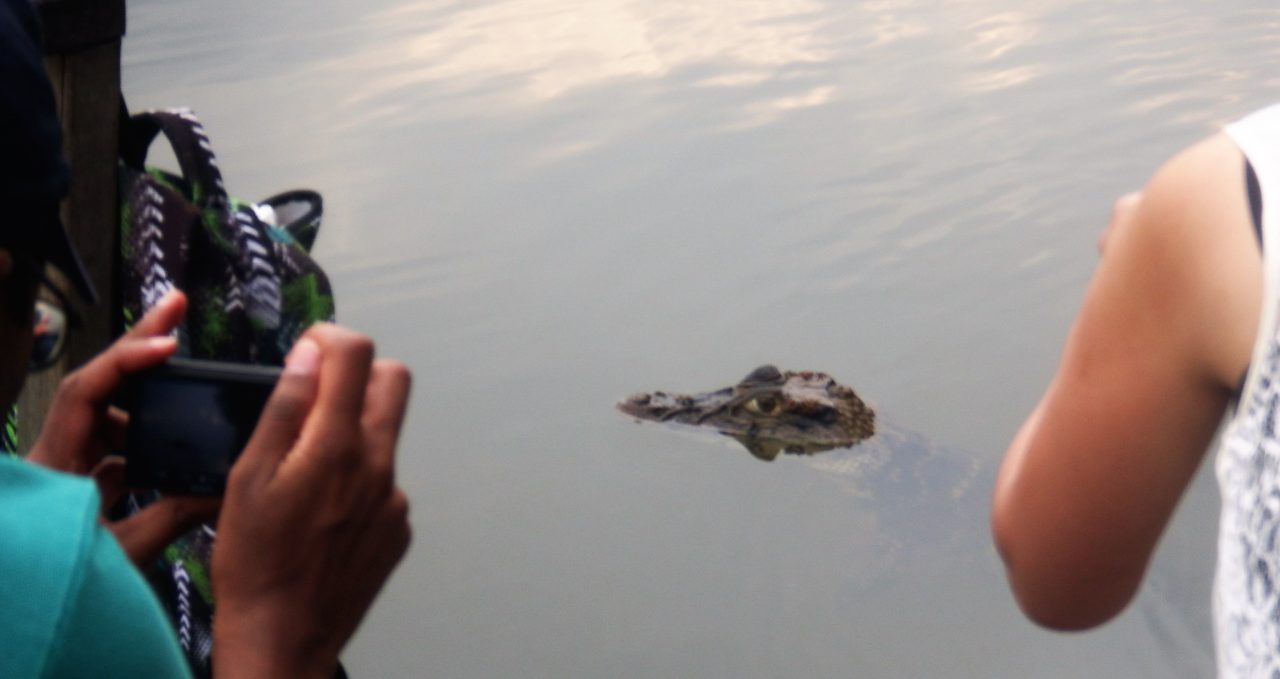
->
<box><xmin>617</xmin><ymin>364</ymin><xmax>990</xmax><ymax>543</ymax></box>
<box><xmin>617</xmin><ymin>364</ymin><xmax>875</xmax><ymax>462</ymax></box>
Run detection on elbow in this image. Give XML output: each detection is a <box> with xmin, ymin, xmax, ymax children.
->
<box><xmin>991</xmin><ymin>499</ymin><xmax>1138</xmax><ymax>631</ymax></box>
<box><xmin>1004</xmin><ymin>571</ymin><xmax>1132</xmax><ymax>632</ymax></box>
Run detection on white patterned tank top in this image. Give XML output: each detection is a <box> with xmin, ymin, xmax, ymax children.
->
<box><xmin>1216</xmin><ymin>103</ymin><xmax>1280</xmax><ymax>678</ymax></box>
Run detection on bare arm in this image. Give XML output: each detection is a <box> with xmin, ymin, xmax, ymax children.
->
<box><xmin>992</xmin><ymin>133</ymin><xmax>1261</xmax><ymax>630</ymax></box>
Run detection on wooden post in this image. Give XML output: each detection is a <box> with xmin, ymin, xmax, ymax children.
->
<box><xmin>19</xmin><ymin>0</ymin><xmax>126</xmax><ymax>451</ymax></box>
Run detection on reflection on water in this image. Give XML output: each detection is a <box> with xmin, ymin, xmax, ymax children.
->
<box><xmin>337</xmin><ymin>0</ymin><xmax>832</xmax><ymax>105</ymax></box>
<box><xmin>122</xmin><ymin>0</ymin><xmax>1280</xmax><ymax>676</ymax></box>
<box><xmin>329</xmin><ymin>0</ymin><xmax>1053</xmax><ymax>129</ymax></box>
<box><xmin>326</xmin><ymin>0</ymin><xmax>853</xmax><ymax>135</ymax></box>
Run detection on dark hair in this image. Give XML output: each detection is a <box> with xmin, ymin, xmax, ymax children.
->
<box><xmin>0</xmin><ymin>198</ymin><xmax>58</xmax><ymax>264</ymax></box>
<box><xmin>0</xmin><ymin>249</ymin><xmax>41</xmax><ymax>326</ymax></box>
<box><xmin>0</xmin><ymin>198</ymin><xmax>56</xmax><ymax>325</ymax></box>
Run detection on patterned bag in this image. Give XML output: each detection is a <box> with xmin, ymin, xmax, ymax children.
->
<box><xmin>117</xmin><ymin>107</ymin><xmax>336</xmax><ymax>677</ymax></box>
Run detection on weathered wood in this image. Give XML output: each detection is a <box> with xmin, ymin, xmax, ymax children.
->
<box><xmin>19</xmin><ymin>0</ymin><xmax>125</xmax><ymax>451</ymax></box>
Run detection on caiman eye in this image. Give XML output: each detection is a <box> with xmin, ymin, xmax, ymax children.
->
<box><xmin>745</xmin><ymin>396</ymin><xmax>779</xmax><ymax>415</ymax></box>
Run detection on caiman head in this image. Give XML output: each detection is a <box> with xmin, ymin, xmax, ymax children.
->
<box><xmin>617</xmin><ymin>365</ymin><xmax>876</xmax><ymax>462</ymax></box>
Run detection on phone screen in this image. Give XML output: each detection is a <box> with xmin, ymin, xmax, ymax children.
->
<box><xmin>124</xmin><ymin>363</ymin><xmax>277</xmax><ymax>494</ymax></box>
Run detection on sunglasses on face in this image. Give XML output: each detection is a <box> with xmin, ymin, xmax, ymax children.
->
<box><xmin>1</xmin><ymin>241</ymin><xmax>79</xmax><ymax>372</ymax></box>
<box><xmin>30</xmin><ymin>293</ymin><xmax>68</xmax><ymax>372</ymax></box>
<box><xmin>14</xmin><ymin>256</ymin><xmax>73</xmax><ymax>372</ymax></box>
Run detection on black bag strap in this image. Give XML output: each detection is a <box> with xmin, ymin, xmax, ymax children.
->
<box><xmin>119</xmin><ymin>108</ymin><xmax>231</xmax><ymax>218</ymax></box>
<box><xmin>119</xmin><ymin>106</ymin><xmax>286</xmax><ymax>330</ymax></box>
<box><xmin>259</xmin><ymin>189</ymin><xmax>323</xmax><ymax>250</ymax></box>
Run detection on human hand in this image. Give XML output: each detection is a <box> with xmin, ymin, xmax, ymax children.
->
<box><xmin>211</xmin><ymin>325</ymin><xmax>412</xmax><ymax>679</ymax></box>
<box><xmin>1097</xmin><ymin>191</ymin><xmax>1143</xmax><ymax>255</ymax></box>
<box><xmin>26</xmin><ymin>290</ymin><xmax>219</xmax><ymax>565</ymax></box>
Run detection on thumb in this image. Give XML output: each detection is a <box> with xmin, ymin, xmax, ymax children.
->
<box><xmin>91</xmin><ymin>456</ymin><xmax>128</xmax><ymax>511</ymax></box>
<box><xmin>232</xmin><ymin>338</ymin><xmax>322</xmax><ymax>483</ymax></box>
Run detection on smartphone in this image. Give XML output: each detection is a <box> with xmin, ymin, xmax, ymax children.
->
<box><xmin>122</xmin><ymin>358</ymin><xmax>281</xmax><ymax>495</ymax></box>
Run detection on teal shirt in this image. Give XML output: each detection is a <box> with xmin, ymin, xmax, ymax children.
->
<box><xmin>0</xmin><ymin>456</ymin><xmax>192</xmax><ymax>678</ymax></box>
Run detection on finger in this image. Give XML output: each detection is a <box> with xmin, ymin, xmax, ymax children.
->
<box><xmin>1099</xmin><ymin>192</ymin><xmax>1144</xmax><ymax>255</ymax></box>
<box><xmin>1114</xmin><ymin>191</ymin><xmax>1143</xmax><ymax>216</ymax></box>
<box><xmin>124</xmin><ymin>289</ymin><xmax>188</xmax><ymax>339</ymax></box>
<box><xmin>57</xmin><ymin>335</ymin><xmax>177</xmax><ymax>411</ymax></box>
<box><xmin>331</xmin><ymin>488</ymin><xmax>412</xmax><ymax>642</ymax></box>
<box><xmin>108</xmin><ymin>496</ymin><xmax>221</xmax><ymax>567</ymax></box>
<box><xmin>295</xmin><ymin>326</ymin><xmax>374</xmax><ymax>467</ymax></box>
<box><xmin>362</xmin><ymin>360</ymin><xmax>412</xmax><ymax>474</ymax></box>
<box><xmin>348</xmin><ymin>488</ymin><xmax>413</xmax><ymax>611</ymax></box>
<box><xmin>103</xmin><ymin>406</ymin><xmax>129</xmax><ymax>452</ymax></box>
<box><xmin>31</xmin><ymin>356</ymin><xmax>165</xmax><ymax>474</ymax></box>
<box><xmin>233</xmin><ymin>337</ymin><xmax>322</xmax><ymax>483</ymax></box>
<box><xmin>380</xmin><ymin>487</ymin><xmax>412</xmax><ymax>562</ymax></box>
<box><xmin>28</xmin><ymin>403</ymin><xmax>122</xmax><ymax>474</ymax></box>
<box><xmin>91</xmin><ymin>456</ymin><xmax>127</xmax><ymax>511</ymax></box>
<box><xmin>306</xmin><ymin>325</ymin><xmax>374</xmax><ymax>427</ymax></box>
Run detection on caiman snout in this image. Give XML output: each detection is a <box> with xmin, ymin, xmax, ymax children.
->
<box><xmin>618</xmin><ymin>391</ymin><xmax>699</xmax><ymax>422</ymax></box>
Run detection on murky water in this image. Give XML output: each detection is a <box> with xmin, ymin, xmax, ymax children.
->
<box><xmin>122</xmin><ymin>1</ymin><xmax>1280</xmax><ymax>676</ymax></box>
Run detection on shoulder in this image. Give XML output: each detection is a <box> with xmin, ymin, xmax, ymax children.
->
<box><xmin>0</xmin><ymin>455</ymin><xmax>101</xmax><ymax>553</ymax></box>
<box><xmin>0</xmin><ymin>457</ymin><xmax>102</xmax><ymax>676</ymax></box>
<box><xmin>48</xmin><ymin>517</ymin><xmax>192</xmax><ymax>678</ymax></box>
<box><xmin>0</xmin><ymin>457</ymin><xmax>190</xmax><ymax>678</ymax></box>
<box><xmin>1097</xmin><ymin>132</ymin><xmax>1257</xmax><ymax>392</ymax></box>
<box><xmin>1140</xmin><ymin>132</ymin><xmax>1253</xmax><ymax>263</ymax></box>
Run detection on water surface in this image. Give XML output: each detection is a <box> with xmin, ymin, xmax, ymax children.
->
<box><xmin>123</xmin><ymin>1</ymin><xmax>1280</xmax><ymax>676</ymax></box>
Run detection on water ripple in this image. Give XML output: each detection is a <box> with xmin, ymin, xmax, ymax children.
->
<box><xmin>330</xmin><ymin>0</ymin><xmax>834</xmax><ymax>114</ymax></box>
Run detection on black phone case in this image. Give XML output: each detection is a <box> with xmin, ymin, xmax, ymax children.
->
<box><xmin>121</xmin><ymin>358</ymin><xmax>281</xmax><ymax>494</ymax></box>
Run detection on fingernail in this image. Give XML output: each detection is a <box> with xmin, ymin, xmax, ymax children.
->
<box><xmin>285</xmin><ymin>338</ymin><xmax>321</xmax><ymax>376</ymax></box>
<box><xmin>161</xmin><ymin>288</ymin><xmax>186</xmax><ymax>308</ymax></box>
<box><xmin>147</xmin><ymin>336</ymin><xmax>177</xmax><ymax>351</ymax></box>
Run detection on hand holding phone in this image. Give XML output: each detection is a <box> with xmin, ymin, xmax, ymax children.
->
<box><xmin>211</xmin><ymin>326</ymin><xmax>412</xmax><ymax>678</ymax></box>
<box><xmin>26</xmin><ymin>290</ymin><xmax>220</xmax><ymax>566</ymax></box>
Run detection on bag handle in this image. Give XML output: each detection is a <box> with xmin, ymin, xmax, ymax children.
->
<box><xmin>119</xmin><ymin>108</ymin><xmax>231</xmax><ymax>217</ymax></box>
<box><xmin>258</xmin><ymin>189</ymin><xmax>323</xmax><ymax>251</ymax></box>
<box><xmin>119</xmin><ymin>105</ymin><xmax>284</xmax><ymax>330</ymax></box>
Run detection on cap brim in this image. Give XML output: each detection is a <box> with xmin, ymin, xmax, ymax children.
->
<box><xmin>45</xmin><ymin>214</ymin><xmax>98</xmax><ymax>306</ymax></box>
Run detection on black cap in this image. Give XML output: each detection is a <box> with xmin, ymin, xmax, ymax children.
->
<box><xmin>0</xmin><ymin>0</ymin><xmax>98</xmax><ymax>305</ymax></box>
